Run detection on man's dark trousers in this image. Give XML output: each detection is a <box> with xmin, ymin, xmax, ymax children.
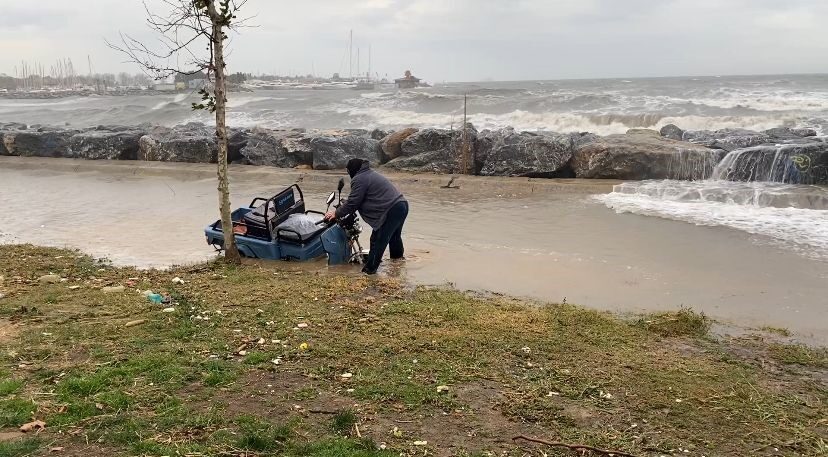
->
<box><xmin>363</xmin><ymin>200</ymin><xmax>409</xmax><ymax>274</ymax></box>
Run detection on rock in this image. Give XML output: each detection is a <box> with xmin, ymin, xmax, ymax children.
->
<box><xmin>240</xmin><ymin>129</ymin><xmax>312</xmax><ymax>167</ymax></box>
<box><xmin>682</xmin><ymin>128</ymin><xmax>771</xmax><ymax>152</ymax></box>
<box><xmin>713</xmin><ymin>142</ymin><xmax>828</xmax><ymax>184</ymax></box>
<box><xmin>660</xmin><ymin>124</ymin><xmax>684</xmax><ymax>141</ymax></box>
<box><xmin>384</xmin><ymin>150</ymin><xmax>448</xmax><ymax>173</ymax></box>
<box><xmin>172</xmin><ymin>277</ymin><xmax>184</xmax><ymax>284</ymax></box>
<box><xmin>386</xmin><ymin>126</ymin><xmax>476</xmax><ymax>174</ymax></box>
<box><xmin>400</xmin><ymin>128</ymin><xmax>455</xmax><ymax>157</ymax></box>
<box><xmin>162</xmin><ymin>307</ymin><xmax>176</xmax><ymax>313</ymax></box>
<box><xmin>138</xmin><ymin>125</ymin><xmax>246</xmax><ymax>163</ymax></box>
<box><xmin>68</xmin><ymin>129</ymin><xmax>144</xmax><ymax>160</ymax></box>
<box><xmin>340</xmin><ymin>372</ymin><xmax>353</xmax><ymax>379</ymax></box>
<box><xmin>380</xmin><ymin>128</ymin><xmax>418</xmax><ymax>160</ymax></box>
<box><xmin>436</xmin><ymin>385</ymin><xmax>450</xmax><ymax>393</ymax></box>
<box><xmin>38</xmin><ymin>274</ymin><xmax>61</xmax><ymax>284</ymax></box>
<box><xmin>572</xmin><ymin>130</ymin><xmax>725</xmax><ymax>180</ymax></box>
<box><xmin>102</xmin><ymin>285</ymin><xmax>125</xmax><ymax>294</ymax></box>
<box><xmin>570</xmin><ymin>132</ymin><xmax>601</xmax><ymax>149</ymax></box>
<box><xmin>763</xmin><ymin>127</ymin><xmax>818</xmax><ymax>141</ymax></box>
<box><xmin>3</xmin><ymin>130</ymin><xmax>75</xmax><ymax>157</ymax></box>
<box><xmin>479</xmin><ymin>129</ymin><xmax>574</xmax><ymax>177</ymax></box>
<box><xmin>369</xmin><ymin>128</ymin><xmax>389</xmax><ymax>140</ymax></box>
<box><xmin>139</xmin><ymin>127</ymin><xmax>217</xmax><ymax>163</ymax></box>
<box><xmin>310</xmin><ymin>133</ymin><xmax>382</xmax><ymax>170</ymax></box>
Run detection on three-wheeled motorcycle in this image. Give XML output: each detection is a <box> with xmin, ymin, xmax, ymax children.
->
<box><xmin>204</xmin><ymin>178</ymin><xmax>366</xmax><ymax>265</ymax></box>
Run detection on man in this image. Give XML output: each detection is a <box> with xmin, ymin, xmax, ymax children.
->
<box><xmin>324</xmin><ymin>158</ymin><xmax>408</xmax><ymax>275</ymax></box>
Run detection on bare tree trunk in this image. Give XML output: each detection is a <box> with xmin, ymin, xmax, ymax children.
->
<box><xmin>209</xmin><ymin>2</ymin><xmax>241</xmax><ymax>264</ymax></box>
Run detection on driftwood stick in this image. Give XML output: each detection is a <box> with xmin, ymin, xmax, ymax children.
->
<box><xmin>513</xmin><ymin>435</ymin><xmax>638</xmax><ymax>457</ymax></box>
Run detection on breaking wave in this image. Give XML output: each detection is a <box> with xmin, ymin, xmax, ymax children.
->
<box><xmin>596</xmin><ymin>180</ymin><xmax>828</xmax><ymax>261</ymax></box>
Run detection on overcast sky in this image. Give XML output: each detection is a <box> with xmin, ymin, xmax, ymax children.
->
<box><xmin>2</xmin><ymin>0</ymin><xmax>827</xmax><ymax>82</ymax></box>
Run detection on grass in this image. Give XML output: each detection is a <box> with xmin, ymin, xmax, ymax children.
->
<box><xmin>0</xmin><ymin>439</ymin><xmax>40</xmax><ymax>457</ymax></box>
<box><xmin>768</xmin><ymin>343</ymin><xmax>828</xmax><ymax>368</ymax></box>
<box><xmin>332</xmin><ymin>410</ymin><xmax>358</xmax><ymax>436</ymax></box>
<box><xmin>0</xmin><ymin>244</ymin><xmax>826</xmax><ymax>456</ymax></box>
<box><xmin>636</xmin><ymin>307</ymin><xmax>711</xmax><ymax>337</ymax></box>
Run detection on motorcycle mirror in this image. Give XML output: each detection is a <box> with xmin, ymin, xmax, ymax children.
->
<box><xmin>337</xmin><ymin>178</ymin><xmax>345</xmax><ymax>192</ymax></box>
<box><xmin>326</xmin><ymin>191</ymin><xmax>336</xmax><ymax>205</ymax></box>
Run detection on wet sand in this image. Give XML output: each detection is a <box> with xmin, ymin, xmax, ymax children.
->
<box><xmin>1</xmin><ymin>156</ymin><xmax>826</xmax><ymax>343</ymax></box>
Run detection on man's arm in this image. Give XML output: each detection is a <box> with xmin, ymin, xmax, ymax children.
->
<box><xmin>331</xmin><ymin>177</ymin><xmax>366</xmax><ymax>219</ymax></box>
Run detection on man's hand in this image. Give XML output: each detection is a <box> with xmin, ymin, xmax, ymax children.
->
<box><xmin>324</xmin><ymin>210</ymin><xmax>337</xmax><ymax>222</ymax></box>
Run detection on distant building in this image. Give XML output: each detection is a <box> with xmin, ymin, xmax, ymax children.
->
<box><xmin>188</xmin><ymin>79</ymin><xmax>206</xmax><ymax>90</ymax></box>
<box><xmin>154</xmin><ymin>83</ymin><xmax>176</xmax><ymax>91</ymax></box>
<box><xmin>395</xmin><ymin>70</ymin><xmax>421</xmax><ymax>89</ymax></box>
<box><xmin>175</xmin><ymin>82</ymin><xmax>186</xmax><ymax>90</ymax></box>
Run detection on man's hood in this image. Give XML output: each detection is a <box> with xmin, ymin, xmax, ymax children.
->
<box><xmin>347</xmin><ymin>158</ymin><xmax>370</xmax><ymax>178</ymax></box>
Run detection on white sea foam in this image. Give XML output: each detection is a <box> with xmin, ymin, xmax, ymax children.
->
<box><xmin>682</xmin><ymin>90</ymin><xmax>828</xmax><ymax>112</ymax></box>
<box><xmin>595</xmin><ymin>180</ymin><xmax>828</xmax><ymax>260</ymax></box>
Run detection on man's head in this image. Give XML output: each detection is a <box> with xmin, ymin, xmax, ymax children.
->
<box><xmin>347</xmin><ymin>158</ymin><xmax>368</xmax><ymax>178</ymax></box>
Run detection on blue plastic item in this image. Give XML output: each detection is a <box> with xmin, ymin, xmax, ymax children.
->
<box><xmin>148</xmin><ymin>293</ymin><xmax>163</xmax><ymax>304</ymax></box>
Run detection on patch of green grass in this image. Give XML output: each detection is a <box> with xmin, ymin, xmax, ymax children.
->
<box><xmin>0</xmin><ymin>438</ymin><xmax>41</xmax><ymax>457</ymax></box>
<box><xmin>201</xmin><ymin>360</ymin><xmax>239</xmax><ymax>387</ymax></box>
<box><xmin>96</xmin><ymin>390</ymin><xmax>134</xmax><ymax>411</ymax></box>
<box><xmin>243</xmin><ymin>351</ymin><xmax>272</xmax><ymax>365</ymax></box>
<box><xmin>638</xmin><ymin>308</ymin><xmax>711</xmax><ymax>337</ymax></box>
<box><xmin>48</xmin><ymin>400</ymin><xmax>99</xmax><ymax>426</ymax></box>
<box><xmin>58</xmin><ymin>371</ymin><xmax>112</xmax><ymax>398</ymax></box>
<box><xmin>768</xmin><ymin>343</ymin><xmax>828</xmax><ymax>368</ymax></box>
<box><xmin>331</xmin><ymin>410</ymin><xmax>357</xmax><ymax>436</ymax></box>
<box><xmin>235</xmin><ymin>416</ymin><xmax>292</xmax><ymax>452</ymax></box>
<box><xmin>0</xmin><ymin>379</ymin><xmax>23</xmax><ymax>397</ymax></box>
<box><xmin>0</xmin><ymin>398</ymin><xmax>36</xmax><ymax>428</ymax></box>
<box><xmin>287</xmin><ymin>438</ymin><xmax>391</xmax><ymax>457</ymax></box>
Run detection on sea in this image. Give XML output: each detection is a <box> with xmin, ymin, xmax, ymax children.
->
<box><xmin>2</xmin><ymin>74</ymin><xmax>828</xmax><ymax>135</ymax></box>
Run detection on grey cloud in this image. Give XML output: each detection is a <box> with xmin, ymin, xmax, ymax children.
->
<box><xmin>1</xmin><ymin>0</ymin><xmax>827</xmax><ymax>81</ymax></box>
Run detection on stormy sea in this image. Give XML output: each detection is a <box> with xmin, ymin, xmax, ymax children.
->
<box><xmin>3</xmin><ymin>74</ymin><xmax>828</xmax><ymax>135</ymax></box>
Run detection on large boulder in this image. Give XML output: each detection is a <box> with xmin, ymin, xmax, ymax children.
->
<box><xmin>380</xmin><ymin>128</ymin><xmax>418</xmax><ymax>160</ymax></box>
<box><xmin>763</xmin><ymin>127</ymin><xmax>818</xmax><ymax>141</ymax></box>
<box><xmin>385</xmin><ymin>126</ymin><xmax>476</xmax><ymax>174</ymax></box>
<box><xmin>2</xmin><ymin>129</ymin><xmax>75</xmax><ymax>157</ymax></box>
<box><xmin>309</xmin><ymin>133</ymin><xmax>382</xmax><ymax>170</ymax></box>
<box><xmin>68</xmin><ymin>129</ymin><xmax>145</xmax><ymax>160</ymax></box>
<box><xmin>479</xmin><ymin>129</ymin><xmax>575</xmax><ymax>177</ymax></box>
<box><xmin>572</xmin><ymin>129</ymin><xmax>725</xmax><ymax>180</ymax></box>
<box><xmin>660</xmin><ymin>124</ymin><xmax>684</xmax><ymax>141</ymax></box>
<box><xmin>138</xmin><ymin>124</ymin><xmax>247</xmax><ymax>163</ymax></box>
<box><xmin>712</xmin><ymin>142</ymin><xmax>828</xmax><ymax>184</ymax></box>
<box><xmin>682</xmin><ymin>128</ymin><xmax>771</xmax><ymax>152</ymax></box>
<box><xmin>240</xmin><ymin>129</ymin><xmax>311</xmax><ymax>168</ymax></box>
<box><xmin>400</xmin><ymin>128</ymin><xmax>455</xmax><ymax>157</ymax></box>
<box><xmin>139</xmin><ymin>127</ymin><xmax>216</xmax><ymax>163</ymax></box>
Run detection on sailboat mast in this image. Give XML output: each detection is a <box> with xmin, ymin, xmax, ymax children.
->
<box><xmin>349</xmin><ymin>30</ymin><xmax>353</xmax><ymax>78</ymax></box>
<box><xmin>368</xmin><ymin>45</ymin><xmax>371</xmax><ymax>79</ymax></box>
